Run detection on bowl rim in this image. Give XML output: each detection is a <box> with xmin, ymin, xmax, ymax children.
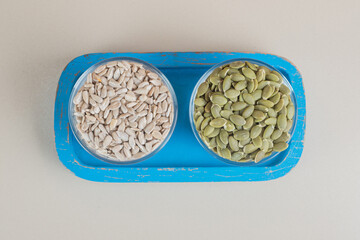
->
<box><xmin>68</xmin><ymin>56</ymin><xmax>178</xmax><ymax>165</ymax></box>
<box><xmin>189</xmin><ymin>58</ymin><xmax>298</xmax><ymax>166</ymax></box>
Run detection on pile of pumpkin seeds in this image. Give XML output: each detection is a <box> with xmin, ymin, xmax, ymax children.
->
<box><xmin>193</xmin><ymin>61</ymin><xmax>295</xmax><ymax>163</ymax></box>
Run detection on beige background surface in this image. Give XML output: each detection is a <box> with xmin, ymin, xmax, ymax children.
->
<box><xmin>1</xmin><ymin>0</ymin><xmax>359</xmax><ymax>239</ymax></box>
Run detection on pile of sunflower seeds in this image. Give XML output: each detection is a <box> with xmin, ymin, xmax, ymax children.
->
<box><xmin>72</xmin><ymin>60</ymin><xmax>174</xmax><ymax>161</ymax></box>
<box><xmin>194</xmin><ymin>61</ymin><xmax>295</xmax><ymax>163</ymax></box>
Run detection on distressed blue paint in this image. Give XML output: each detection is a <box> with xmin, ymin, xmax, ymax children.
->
<box><xmin>54</xmin><ymin>52</ymin><xmax>306</xmax><ymax>182</ymax></box>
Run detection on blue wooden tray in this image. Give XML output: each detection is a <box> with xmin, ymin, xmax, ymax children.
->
<box><xmin>54</xmin><ymin>52</ymin><xmax>306</xmax><ymax>182</ymax></box>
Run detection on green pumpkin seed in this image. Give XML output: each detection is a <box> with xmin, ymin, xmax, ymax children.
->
<box><xmin>231</xmin><ymin>73</ymin><xmax>245</xmax><ymax>81</ymax></box>
<box><xmin>239</xmin><ymin>137</ymin><xmax>251</xmax><ymax>147</ymax></box>
<box><xmin>263</xmin><ymin>125</ymin><xmax>275</xmax><ymax>138</ymax></box>
<box><xmin>269</xmin><ymin>92</ymin><xmax>281</xmax><ymax>104</ymax></box>
<box><xmin>209</xmin><ymin>138</ymin><xmax>217</xmax><ymax>148</ymax></box>
<box><xmin>258</xmin><ymin>99</ymin><xmax>274</xmax><ymax>108</ymax></box>
<box><xmin>242</xmin><ymin>67</ymin><xmax>256</xmax><ymax>79</ymax></box>
<box><xmin>219</xmin><ymin>67</ymin><xmax>230</xmax><ymax>78</ymax></box>
<box><xmin>203</xmin><ymin>125</ymin><xmax>215</xmax><ymax>137</ymax></box>
<box><xmin>224</xmin><ymin>89</ymin><xmax>240</xmax><ymax>98</ymax></box>
<box><xmin>273</xmin><ymin>142</ymin><xmax>288</xmax><ymax>152</ymax></box>
<box><xmin>250</xmin><ymin>125</ymin><xmax>262</xmax><ymax>138</ymax></box>
<box><xmin>234</xmin><ymin>130</ymin><xmax>250</xmax><ymax>141</ymax></box>
<box><xmin>258</xmin><ymin>121</ymin><xmax>267</xmax><ymax>127</ymax></box>
<box><xmin>274</xmin><ymin>132</ymin><xmax>290</xmax><ymax>143</ymax></box>
<box><xmin>224</xmin><ymin>121</ymin><xmax>235</xmax><ymax>132</ymax></box>
<box><xmin>271</xmin><ymin>71</ymin><xmax>283</xmax><ymax>82</ymax></box>
<box><xmin>259</xmin><ymin>66</ymin><xmax>270</xmax><ymax>74</ymax></box>
<box><xmin>257</xmin><ymin>81</ymin><xmax>269</xmax><ymax>90</ymax></box>
<box><xmin>261</xmin><ymin>139</ymin><xmax>270</xmax><ymax>152</ymax></box>
<box><xmin>194</xmin><ymin>98</ymin><xmax>206</xmax><ymax>106</ymax></box>
<box><xmin>254</xmin><ymin>150</ymin><xmax>266</xmax><ymax>163</ymax></box>
<box><xmin>211</xmin><ymin>104</ymin><xmax>221</xmax><ymax>118</ymax></box>
<box><xmin>242</xmin><ymin>105</ymin><xmax>255</xmax><ymax>118</ymax></box>
<box><xmin>224</xmin><ymin>101</ymin><xmax>232</xmax><ymax>110</ymax></box>
<box><xmin>262</xmin><ymin>85</ymin><xmax>274</xmax><ymax>100</ymax></box>
<box><xmin>207</xmin><ymin>128</ymin><xmax>220</xmax><ymax>138</ymax></box>
<box><xmin>247</xmin><ymin>79</ymin><xmax>255</xmax><ymax>93</ymax></box>
<box><xmin>231</xmin><ymin>101</ymin><xmax>247</xmax><ymax>111</ymax></box>
<box><xmin>252</xmin><ymin>110</ymin><xmax>265</xmax><ymax>120</ymax></box>
<box><xmin>279</xmin><ymin>84</ymin><xmax>290</xmax><ymax>95</ymax></box>
<box><xmin>271</xmin><ymin>129</ymin><xmax>283</xmax><ymax>140</ymax></box>
<box><xmin>266</xmin><ymin>73</ymin><xmax>279</xmax><ymax>82</ymax></box>
<box><xmin>210</xmin><ymin>118</ymin><xmax>227</xmax><ymax>128</ymax></box>
<box><xmin>210</xmin><ymin>94</ymin><xmax>227</xmax><ymax>106</ymax></box>
<box><xmin>264</xmin><ymin>117</ymin><xmax>277</xmax><ymax>125</ymax></box>
<box><xmin>200</xmin><ymin>117</ymin><xmax>211</xmax><ymax>130</ymax></box>
<box><xmin>252</xmin><ymin>136</ymin><xmax>263</xmax><ymax>148</ymax></box>
<box><xmin>229</xmin><ymin>61</ymin><xmax>245</xmax><ymax>69</ymax></box>
<box><xmin>209</xmin><ymin>76</ymin><xmax>221</xmax><ymax>85</ymax></box>
<box><xmin>223</xmin><ymin>76</ymin><xmax>232</xmax><ymax>92</ymax></box>
<box><xmin>253</xmin><ymin>78</ymin><xmax>258</xmax><ymax>91</ymax></box>
<box><xmin>204</xmin><ymin>102</ymin><xmax>212</xmax><ymax>113</ymax></box>
<box><xmin>231</xmin><ymin>152</ymin><xmax>245</xmax><ymax>161</ymax></box>
<box><xmin>256</xmin><ymin>69</ymin><xmax>266</xmax><ymax>82</ymax></box>
<box><xmin>234</xmin><ymin>81</ymin><xmax>247</xmax><ymax>91</ymax></box>
<box><xmin>277</xmin><ymin>113</ymin><xmax>287</xmax><ymax>131</ymax></box>
<box><xmin>243</xmin><ymin>116</ymin><xmax>254</xmax><ymax>130</ymax></box>
<box><xmin>268</xmin><ymin>108</ymin><xmax>277</xmax><ymax>118</ymax></box>
<box><xmin>220</xmin><ymin>148</ymin><xmax>232</xmax><ymax>159</ymax></box>
<box><xmin>243</xmin><ymin>93</ymin><xmax>255</xmax><ymax>105</ymax></box>
<box><xmin>220</xmin><ymin>110</ymin><xmax>233</xmax><ymax>119</ymax></box>
<box><xmin>252</xmin><ymin>89</ymin><xmax>262</xmax><ymax>101</ymax></box>
<box><xmin>197</xmin><ymin>82</ymin><xmax>209</xmax><ymax>97</ymax></box>
<box><xmin>284</xmin><ymin>119</ymin><xmax>293</xmax><ymax>132</ymax></box>
<box><xmin>244</xmin><ymin>144</ymin><xmax>258</xmax><ymax>154</ymax></box>
<box><xmin>216</xmin><ymin>136</ymin><xmax>226</xmax><ymax>149</ymax></box>
<box><xmin>229</xmin><ymin>115</ymin><xmax>246</xmax><ymax>126</ymax></box>
<box><xmin>255</xmin><ymin>105</ymin><xmax>269</xmax><ymax>112</ymax></box>
<box><xmin>274</xmin><ymin>99</ymin><xmax>284</xmax><ymax>112</ymax></box>
<box><xmin>203</xmin><ymin>112</ymin><xmax>211</xmax><ymax>118</ymax></box>
<box><xmin>219</xmin><ymin>130</ymin><xmax>229</xmax><ymax>144</ymax></box>
<box><xmin>246</xmin><ymin>61</ymin><xmax>258</xmax><ymax>71</ymax></box>
<box><xmin>287</xmin><ymin>104</ymin><xmax>295</xmax><ymax>120</ymax></box>
<box><xmin>227</xmin><ymin>68</ymin><xmax>239</xmax><ymax>75</ymax></box>
<box><xmin>195</xmin><ymin>115</ymin><xmax>204</xmax><ymax>130</ymax></box>
<box><xmin>194</xmin><ymin>111</ymin><xmax>202</xmax><ymax>121</ymax></box>
<box><xmin>228</xmin><ymin>136</ymin><xmax>239</xmax><ymax>151</ymax></box>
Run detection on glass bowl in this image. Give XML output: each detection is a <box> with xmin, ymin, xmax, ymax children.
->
<box><xmin>68</xmin><ymin>57</ymin><xmax>178</xmax><ymax>165</ymax></box>
<box><xmin>189</xmin><ymin>58</ymin><xmax>297</xmax><ymax>166</ymax></box>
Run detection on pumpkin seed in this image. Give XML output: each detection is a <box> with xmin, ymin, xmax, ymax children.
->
<box><xmin>252</xmin><ymin>136</ymin><xmax>263</xmax><ymax>148</ymax></box>
<box><xmin>257</xmin><ymin>81</ymin><xmax>269</xmax><ymax>90</ymax></box>
<box><xmin>229</xmin><ymin>115</ymin><xmax>246</xmax><ymax>126</ymax></box>
<box><xmin>277</xmin><ymin>113</ymin><xmax>287</xmax><ymax>131</ymax></box>
<box><xmin>274</xmin><ymin>132</ymin><xmax>290</xmax><ymax>143</ymax></box>
<box><xmin>279</xmin><ymin>84</ymin><xmax>290</xmax><ymax>95</ymax></box>
<box><xmin>210</xmin><ymin>94</ymin><xmax>228</xmax><ymax>105</ymax></box>
<box><xmin>264</xmin><ymin>117</ymin><xmax>277</xmax><ymax>125</ymax></box>
<box><xmin>216</xmin><ymin>136</ymin><xmax>226</xmax><ymax>149</ymax></box>
<box><xmin>266</xmin><ymin>73</ymin><xmax>279</xmax><ymax>82</ymax></box>
<box><xmin>244</xmin><ymin>144</ymin><xmax>258</xmax><ymax>154</ymax></box>
<box><xmin>246</xmin><ymin>61</ymin><xmax>258</xmax><ymax>71</ymax></box>
<box><xmin>211</xmin><ymin>104</ymin><xmax>221</xmax><ymax>118</ymax></box>
<box><xmin>210</xmin><ymin>76</ymin><xmax>221</xmax><ymax>85</ymax></box>
<box><xmin>224</xmin><ymin>121</ymin><xmax>236</xmax><ymax>131</ymax></box>
<box><xmin>258</xmin><ymin>99</ymin><xmax>274</xmax><ymax>108</ymax></box>
<box><xmin>262</xmin><ymin>85</ymin><xmax>273</xmax><ymax>100</ymax></box>
<box><xmin>234</xmin><ymin>130</ymin><xmax>250</xmax><ymax>141</ymax></box>
<box><xmin>203</xmin><ymin>125</ymin><xmax>215</xmax><ymax>137</ymax></box>
<box><xmin>231</xmin><ymin>73</ymin><xmax>245</xmax><ymax>81</ymax></box>
<box><xmin>220</xmin><ymin>130</ymin><xmax>229</xmax><ymax>144</ymax></box>
<box><xmin>209</xmin><ymin>138</ymin><xmax>217</xmax><ymax>148</ymax></box>
<box><xmin>229</xmin><ymin>136</ymin><xmax>239</xmax><ymax>151</ymax></box>
<box><xmin>254</xmin><ymin>150</ymin><xmax>266</xmax><ymax>163</ymax></box>
<box><xmin>195</xmin><ymin>115</ymin><xmax>204</xmax><ymax>130</ymax></box>
<box><xmin>243</xmin><ymin>93</ymin><xmax>255</xmax><ymax>105</ymax></box>
<box><xmin>231</xmin><ymin>152</ymin><xmax>245</xmax><ymax>161</ymax></box>
<box><xmin>268</xmin><ymin>108</ymin><xmax>277</xmax><ymax>118</ymax></box>
<box><xmin>284</xmin><ymin>119</ymin><xmax>293</xmax><ymax>132</ymax></box>
<box><xmin>234</xmin><ymin>81</ymin><xmax>247</xmax><ymax>91</ymax></box>
<box><xmin>287</xmin><ymin>104</ymin><xmax>295</xmax><ymax>120</ymax></box>
<box><xmin>194</xmin><ymin>98</ymin><xmax>207</xmax><ymax>106</ymax></box>
<box><xmin>271</xmin><ymin>129</ymin><xmax>283</xmax><ymax>140</ymax></box>
<box><xmin>229</xmin><ymin>61</ymin><xmax>245</xmax><ymax>69</ymax></box>
<box><xmin>220</xmin><ymin>110</ymin><xmax>233</xmax><ymax>119</ymax></box>
<box><xmin>200</xmin><ymin>117</ymin><xmax>211</xmax><ymax>130</ymax></box>
<box><xmin>223</xmin><ymin>76</ymin><xmax>232</xmax><ymax>92</ymax></box>
<box><xmin>252</xmin><ymin>89</ymin><xmax>262</xmax><ymax>101</ymax></box>
<box><xmin>219</xmin><ymin>67</ymin><xmax>230</xmax><ymax>78</ymax></box>
<box><xmin>231</xmin><ymin>101</ymin><xmax>247</xmax><ymax>111</ymax></box>
<box><xmin>208</xmin><ymin>128</ymin><xmax>220</xmax><ymax>138</ymax></box>
<box><xmin>210</xmin><ymin>118</ymin><xmax>227</xmax><ymax>128</ymax></box>
<box><xmin>204</xmin><ymin>102</ymin><xmax>212</xmax><ymax>112</ymax></box>
<box><xmin>274</xmin><ymin>99</ymin><xmax>285</xmax><ymax>112</ymax></box>
<box><xmin>225</xmin><ymin>89</ymin><xmax>240</xmax><ymax>98</ymax></box>
<box><xmin>197</xmin><ymin>82</ymin><xmax>209</xmax><ymax>96</ymax></box>
<box><xmin>250</xmin><ymin>125</ymin><xmax>262</xmax><ymax>138</ymax></box>
<box><xmin>243</xmin><ymin>116</ymin><xmax>254</xmax><ymax>130</ymax></box>
<box><xmin>252</xmin><ymin>110</ymin><xmax>265</xmax><ymax>120</ymax></box>
<box><xmin>221</xmin><ymin>148</ymin><xmax>232</xmax><ymax>159</ymax></box>
<box><xmin>273</xmin><ymin>142</ymin><xmax>288</xmax><ymax>152</ymax></box>
<box><xmin>263</xmin><ymin>125</ymin><xmax>275</xmax><ymax>138</ymax></box>
<box><xmin>255</xmin><ymin>105</ymin><xmax>269</xmax><ymax>112</ymax></box>
<box><xmin>242</xmin><ymin>67</ymin><xmax>256</xmax><ymax>79</ymax></box>
<box><xmin>247</xmin><ymin>79</ymin><xmax>255</xmax><ymax>93</ymax></box>
<box><xmin>242</xmin><ymin>105</ymin><xmax>255</xmax><ymax>118</ymax></box>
